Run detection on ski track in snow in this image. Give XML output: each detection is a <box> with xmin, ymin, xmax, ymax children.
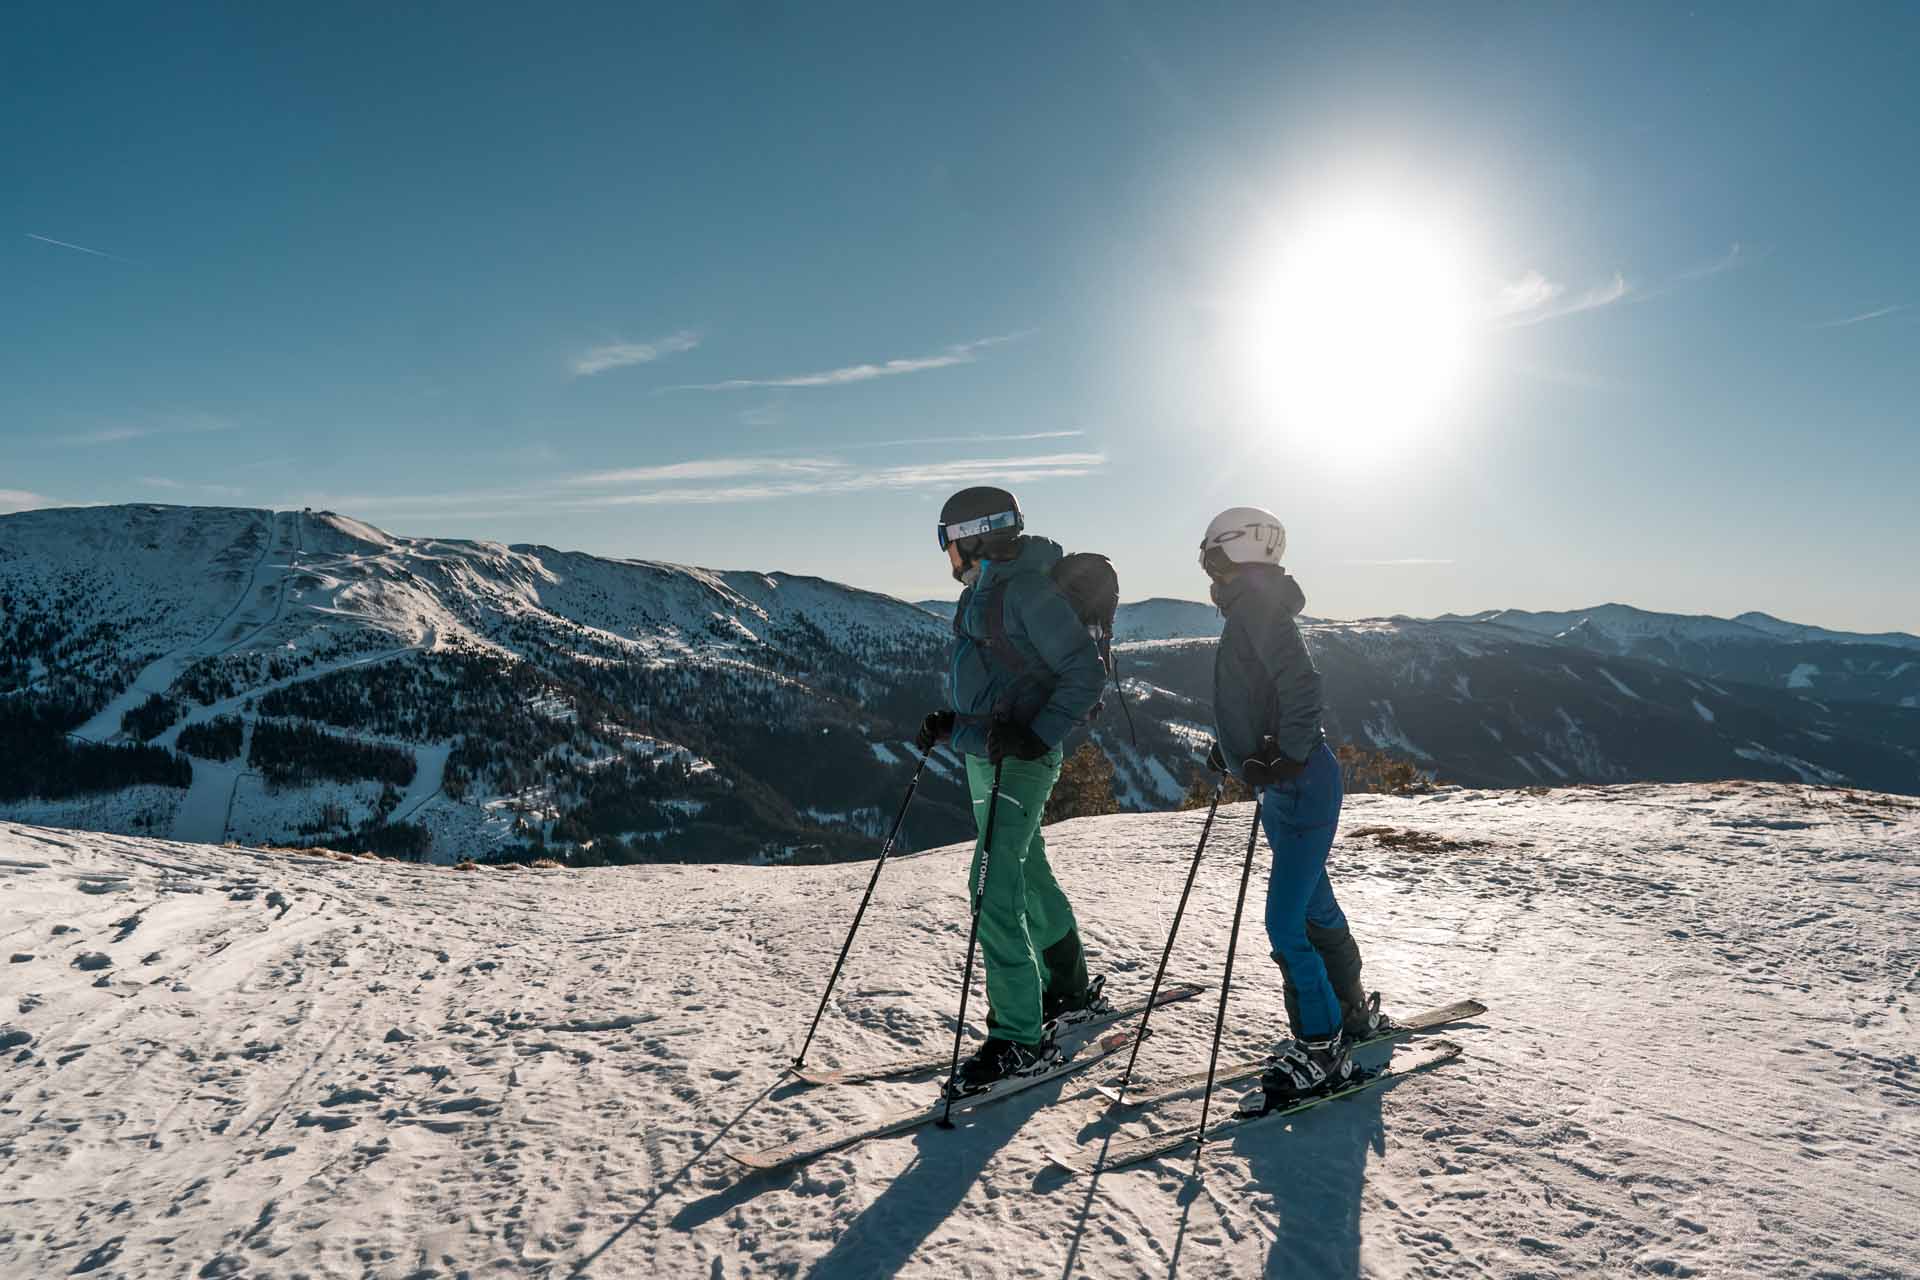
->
<box><xmin>1</xmin><ymin>781</ymin><xmax>1916</xmax><ymax>1278</ymax></box>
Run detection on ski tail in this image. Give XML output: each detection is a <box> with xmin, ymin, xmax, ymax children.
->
<box><xmin>735</xmin><ymin>1027</ymin><xmax>1137</xmax><ymax>1173</ymax></box>
<box><xmin>1091</xmin><ymin>997</ymin><xmax>1484</xmax><ymax>1113</ymax></box>
<box><xmin>789</xmin><ymin>980</ymin><xmax>1208</xmax><ymax>1087</ymax></box>
<box><xmin>1049</xmin><ymin>1038</ymin><xmax>1463</xmax><ymax>1177</ymax></box>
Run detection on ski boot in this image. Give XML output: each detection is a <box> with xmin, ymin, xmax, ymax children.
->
<box><xmin>1256</xmin><ymin>1030</ymin><xmax>1357</xmax><ymax>1111</ymax></box>
<box><xmin>1043</xmin><ymin>973</ymin><xmax>1113</xmax><ymax>1037</ymax></box>
<box><xmin>942</xmin><ymin>1035</ymin><xmax>1064</xmax><ymax>1100</ymax></box>
<box><xmin>1343</xmin><ymin>991</ymin><xmax>1400</xmax><ymax>1045</ymax></box>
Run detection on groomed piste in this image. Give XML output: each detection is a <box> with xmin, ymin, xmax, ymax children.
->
<box><xmin>1</xmin><ymin>780</ymin><xmax>1915</xmax><ymax>1278</ymax></box>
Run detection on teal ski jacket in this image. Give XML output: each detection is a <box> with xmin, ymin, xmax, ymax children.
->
<box><xmin>1212</xmin><ymin>565</ymin><xmax>1326</xmax><ymax>769</ymax></box>
<box><xmin>946</xmin><ymin>536</ymin><xmax>1105</xmax><ymax>757</ymax></box>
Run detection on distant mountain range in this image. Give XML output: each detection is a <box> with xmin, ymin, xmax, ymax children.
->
<box><xmin>916</xmin><ymin>594</ymin><xmax>1227</xmax><ymax>643</ymax></box>
<box><xmin>4</xmin><ymin>505</ymin><xmax>1915</xmax><ymax>863</ymax></box>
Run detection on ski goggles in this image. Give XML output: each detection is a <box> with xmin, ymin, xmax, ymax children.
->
<box><xmin>937</xmin><ymin>510</ymin><xmax>1023</xmax><ymax>551</ymax></box>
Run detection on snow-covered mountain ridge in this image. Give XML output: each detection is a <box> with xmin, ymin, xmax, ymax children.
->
<box><xmin>3</xmin><ymin>780</ymin><xmax>1914</xmax><ymax>1277</ymax></box>
<box><xmin>3</xmin><ymin>504</ymin><xmax>960</xmax><ymax>862</ymax></box>
<box><xmin>1437</xmin><ymin>602</ymin><xmax>1920</xmax><ymax>707</ymax></box>
<box><xmin>4</xmin><ymin>504</ymin><xmax>1918</xmax><ymax>865</ymax></box>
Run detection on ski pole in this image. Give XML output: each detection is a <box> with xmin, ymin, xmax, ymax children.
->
<box><xmin>938</xmin><ymin>757</ymin><xmax>1004</xmax><ymax>1128</ymax></box>
<box><xmin>790</xmin><ymin>747</ymin><xmax>934</xmax><ymax>1071</ymax></box>
<box><xmin>1192</xmin><ymin>791</ymin><xmax>1263</xmax><ymax>1176</ymax></box>
<box><xmin>1108</xmin><ymin>779</ymin><xmax>1223</xmax><ymax>1106</ymax></box>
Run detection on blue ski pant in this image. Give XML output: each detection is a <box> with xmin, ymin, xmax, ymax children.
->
<box><xmin>1260</xmin><ymin>741</ymin><xmax>1348</xmax><ymax>1041</ymax></box>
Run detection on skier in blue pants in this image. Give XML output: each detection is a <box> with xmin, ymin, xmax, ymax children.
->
<box><xmin>1199</xmin><ymin>505</ymin><xmax>1397</xmax><ymax>1106</ymax></box>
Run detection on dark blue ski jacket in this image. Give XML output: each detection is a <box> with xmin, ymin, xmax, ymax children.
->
<box><xmin>1212</xmin><ymin>565</ymin><xmax>1326</xmax><ymax>770</ymax></box>
<box><xmin>946</xmin><ymin>536</ymin><xmax>1106</xmax><ymax>757</ymax></box>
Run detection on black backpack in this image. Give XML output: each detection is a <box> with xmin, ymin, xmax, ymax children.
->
<box><xmin>973</xmin><ymin>552</ymin><xmax>1137</xmax><ymax>743</ymax></box>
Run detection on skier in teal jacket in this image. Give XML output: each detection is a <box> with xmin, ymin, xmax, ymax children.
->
<box><xmin>916</xmin><ymin>485</ymin><xmax>1110</xmax><ymax>1094</ymax></box>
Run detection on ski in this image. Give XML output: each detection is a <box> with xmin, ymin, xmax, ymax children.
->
<box><xmin>789</xmin><ymin>980</ymin><xmax>1208</xmax><ymax>1086</ymax></box>
<box><xmin>1047</xmin><ymin>1038</ymin><xmax>1463</xmax><ymax>1177</ymax></box>
<box><xmin>1090</xmin><ymin>997</ymin><xmax>1485</xmax><ymax>1112</ymax></box>
<box><xmin>732</xmin><ymin>1026</ymin><xmax>1140</xmax><ymax>1173</ymax></box>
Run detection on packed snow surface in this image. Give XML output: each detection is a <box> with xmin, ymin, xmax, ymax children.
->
<box><xmin>2</xmin><ymin>782</ymin><xmax>1916</xmax><ymax>1278</ymax></box>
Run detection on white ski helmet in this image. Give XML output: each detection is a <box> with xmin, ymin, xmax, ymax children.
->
<box><xmin>1200</xmin><ymin>506</ymin><xmax>1286</xmax><ymax>576</ymax></box>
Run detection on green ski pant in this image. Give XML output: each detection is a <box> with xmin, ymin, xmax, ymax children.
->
<box><xmin>964</xmin><ymin>749</ymin><xmax>1081</xmax><ymax>1046</ymax></box>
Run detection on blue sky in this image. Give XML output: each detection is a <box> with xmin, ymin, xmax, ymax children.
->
<box><xmin>4</xmin><ymin>4</ymin><xmax>1916</xmax><ymax>631</ymax></box>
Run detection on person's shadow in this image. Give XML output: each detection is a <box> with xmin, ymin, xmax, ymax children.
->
<box><xmin>1235</xmin><ymin>1084</ymin><xmax>1384</xmax><ymax>1279</ymax></box>
<box><xmin>794</xmin><ymin>1086</ymin><xmax>1059</xmax><ymax>1279</ymax></box>
<box><xmin>1049</xmin><ymin>1058</ymin><xmax>1395</xmax><ymax>1280</ymax></box>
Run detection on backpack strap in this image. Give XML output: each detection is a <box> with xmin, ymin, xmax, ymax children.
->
<box><xmin>978</xmin><ymin>579</ymin><xmax>1032</xmax><ymax>676</ymax></box>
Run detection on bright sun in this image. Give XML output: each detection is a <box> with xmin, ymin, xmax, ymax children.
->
<box><xmin>1234</xmin><ymin>203</ymin><xmax>1478</xmax><ymax>466</ymax></box>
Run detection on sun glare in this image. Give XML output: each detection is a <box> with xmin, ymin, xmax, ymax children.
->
<box><xmin>1234</xmin><ymin>203</ymin><xmax>1479</xmax><ymax>467</ymax></box>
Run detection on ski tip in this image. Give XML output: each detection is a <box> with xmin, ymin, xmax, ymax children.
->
<box><xmin>789</xmin><ymin>1068</ymin><xmax>850</xmax><ymax>1086</ymax></box>
<box><xmin>1389</xmin><ymin>1037</ymin><xmax>1465</xmax><ymax>1070</ymax></box>
<box><xmin>724</xmin><ymin>1147</ymin><xmax>777</xmax><ymax>1172</ymax></box>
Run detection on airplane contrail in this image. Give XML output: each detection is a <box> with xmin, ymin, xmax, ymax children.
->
<box><xmin>26</xmin><ymin>232</ymin><xmax>129</xmax><ymax>261</ymax></box>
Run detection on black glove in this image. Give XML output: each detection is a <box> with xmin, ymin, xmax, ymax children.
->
<box><xmin>915</xmin><ymin>709</ymin><xmax>956</xmax><ymax>753</ymax></box>
<box><xmin>1205</xmin><ymin>740</ymin><xmax>1229</xmax><ymax>775</ymax></box>
<box><xmin>986</xmin><ymin>720</ymin><xmax>1050</xmax><ymax>766</ymax></box>
<box><xmin>1242</xmin><ymin>736</ymin><xmax>1307</xmax><ymax>787</ymax></box>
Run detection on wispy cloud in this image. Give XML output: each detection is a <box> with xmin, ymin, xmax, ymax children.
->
<box><xmin>287</xmin><ymin>487</ymin><xmax>541</xmax><ymax>513</ymax></box>
<box><xmin>564</xmin><ymin>457</ymin><xmax>841</xmax><ymax>488</ymax></box>
<box><xmin>1493</xmin><ymin>243</ymin><xmax>1746</xmax><ymax>330</ymax></box>
<box><xmin>563</xmin><ymin>450</ymin><xmax>1104</xmax><ymax>508</ymax></box>
<box><xmin>1493</xmin><ymin>272</ymin><xmax>1630</xmax><ymax>328</ymax></box>
<box><xmin>0</xmin><ymin>489</ymin><xmax>58</xmax><ymax>514</ymax></box>
<box><xmin>738</xmin><ymin>402</ymin><xmax>785</xmax><ymax>427</ymax></box>
<box><xmin>26</xmin><ymin>232</ymin><xmax>131</xmax><ymax>262</ymax></box>
<box><xmin>1814</xmin><ymin>303</ymin><xmax>1908</xmax><ymax>330</ymax></box>
<box><xmin>1674</xmin><ymin>242</ymin><xmax>1745</xmax><ymax>282</ymax></box>
<box><xmin>58</xmin><ymin>415</ymin><xmax>236</xmax><ymax>447</ymax></box>
<box><xmin>290</xmin><ymin>443</ymin><xmax>1103</xmax><ymax>520</ymax></box>
<box><xmin>1488</xmin><ymin>271</ymin><xmax>1562</xmax><ymax>319</ymax></box>
<box><xmin>572</xmin><ymin>330</ymin><xmax>701</xmax><ymax>377</ymax></box>
<box><xmin>664</xmin><ymin>331</ymin><xmax>1032</xmax><ymax>392</ymax></box>
<box><xmin>851</xmin><ymin>430</ymin><xmax>1084</xmax><ymax>450</ymax></box>
<box><xmin>141</xmin><ymin>475</ymin><xmax>244</xmax><ymax>498</ymax></box>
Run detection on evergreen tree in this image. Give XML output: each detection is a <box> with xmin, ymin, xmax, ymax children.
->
<box><xmin>1044</xmin><ymin>741</ymin><xmax>1120</xmax><ymax>823</ymax></box>
<box><xmin>1177</xmin><ymin>767</ymin><xmax>1250</xmax><ymax>810</ymax></box>
<box><xmin>1335</xmin><ymin>744</ymin><xmax>1432</xmax><ymax>795</ymax></box>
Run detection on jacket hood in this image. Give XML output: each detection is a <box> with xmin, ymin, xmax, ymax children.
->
<box><xmin>979</xmin><ymin>535</ymin><xmax>1064</xmax><ymax>587</ymax></box>
<box><xmin>1215</xmin><ymin>564</ymin><xmax>1306</xmax><ymax>617</ymax></box>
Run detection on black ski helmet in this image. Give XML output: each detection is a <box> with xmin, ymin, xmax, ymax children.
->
<box><xmin>938</xmin><ymin>486</ymin><xmax>1024</xmax><ymax>559</ymax></box>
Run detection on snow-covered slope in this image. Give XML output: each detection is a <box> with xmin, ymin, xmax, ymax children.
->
<box><xmin>1458</xmin><ymin>602</ymin><xmax>1774</xmax><ymax>647</ymax></box>
<box><xmin>918</xmin><ymin>595</ymin><xmax>1225</xmax><ymax>643</ymax></box>
<box><xmin>7</xmin><ymin>506</ymin><xmax>1919</xmax><ymax>863</ymax></box>
<box><xmin>3</xmin><ymin>505</ymin><xmax>961</xmax><ymax>861</ymax></box>
<box><xmin>3</xmin><ymin>781</ymin><xmax>1914</xmax><ymax>1277</ymax></box>
<box><xmin>1114</xmin><ymin>618</ymin><xmax>1920</xmax><ymax>796</ymax></box>
<box><xmin>1733</xmin><ymin>609</ymin><xmax>1920</xmax><ymax>650</ymax></box>
<box><xmin>1112</xmin><ymin>597</ymin><xmax>1224</xmax><ymax>642</ymax></box>
<box><xmin>1442</xmin><ymin>603</ymin><xmax>1920</xmax><ymax>706</ymax></box>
